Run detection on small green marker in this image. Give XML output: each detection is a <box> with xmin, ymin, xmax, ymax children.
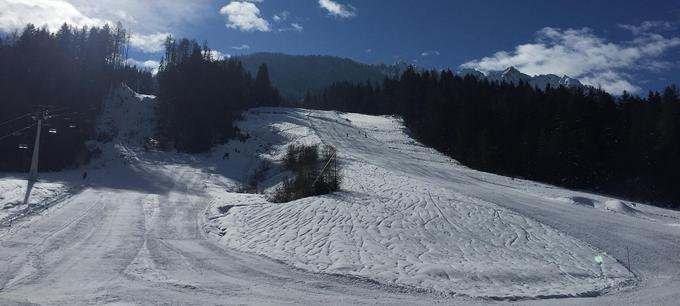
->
<box><xmin>594</xmin><ymin>255</ymin><xmax>604</xmax><ymax>264</ymax></box>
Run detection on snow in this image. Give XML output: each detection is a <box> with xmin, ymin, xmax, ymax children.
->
<box><xmin>0</xmin><ymin>175</ymin><xmax>72</xmax><ymax>224</ymax></box>
<box><xmin>603</xmin><ymin>200</ymin><xmax>636</xmax><ymax>214</ymax></box>
<box><xmin>208</xmin><ymin>108</ymin><xmax>634</xmax><ymax>299</ymax></box>
<box><xmin>457</xmin><ymin>68</ymin><xmax>486</xmax><ymax>79</ymax></box>
<box><xmin>459</xmin><ymin>67</ymin><xmax>585</xmax><ymax>90</ymax></box>
<box><xmin>487</xmin><ymin>67</ymin><xmax>532</xmax><ymax>85</ymax></box>
<box><xmin>97</xmin><ymin>84</ymin><xmax>156</xmax><ymax>145</ymax></box>
<box><xmin>1</xmin><ymin>86</ymin><xmax>679</xmax><ymax>304</ymax></box>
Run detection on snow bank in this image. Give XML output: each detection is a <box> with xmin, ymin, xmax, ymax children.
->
<box><xmin>207</xmin><ymin>108</ymin><xmax>633</xmax><ymax>299</ymax></box>
<box><xmin>555</xmin><ymin>196</ymin><xmax>656</xmax><ymax>220</ymax></box>
<box><xmin>603</xmin><ymin>200</ymin><xmax>637</xmax><ymax>215</ymax></box>
<box><xmin>0</xmin><ymin>176</ymin><xmax>71</xmax><ymax>225</ymax></box>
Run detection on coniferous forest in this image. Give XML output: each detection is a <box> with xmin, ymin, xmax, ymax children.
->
<box><xmin>303</xmin><ymin>68</ymin><xmax>680</xmax><ymax>208</ymax></box>
<box><xmin>156</xmin><ymin>38</ymin><xmax>281</xmax><ymax>153</ymax></box>
<box><xmin>0</xmin><ymin>23</ymin><xmax>153</xmax><ymax>172</ymax></box>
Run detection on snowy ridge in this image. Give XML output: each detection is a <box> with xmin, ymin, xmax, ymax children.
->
<box><xmin>208</xmin><ymin>108</ymin><xmax>634</xmax><ymax>299</ymax></box>
<box><xmin>458</xmin><ymin>67</ymin><xmax>584</xmax><ymax>90</ymax></box>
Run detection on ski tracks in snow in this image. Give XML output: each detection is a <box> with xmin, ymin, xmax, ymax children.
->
<box><xmin>212</xmin><ymin>109</ymin><xmax>633</xmax><ymax>299</ymax></box>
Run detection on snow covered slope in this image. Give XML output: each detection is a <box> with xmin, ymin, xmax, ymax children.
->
<box><xmin>2</xmin><ymin>86</ymin><xmax>679</xmax><ymax>304</ymax></box>
<box><xmin>96</xmin><ymin>84</ymin><xmax>157</xmax><ymax>146</ymax></box>
<box><xmin>207</xmin><ymin>108</ymin><xmax>648</xmax><ymax>300</ymax></box>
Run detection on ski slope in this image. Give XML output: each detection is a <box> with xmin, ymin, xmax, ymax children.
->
<box><xmin>1</xmin><ymin>87</ymin><xmax>679</xmax><ymax>304</ymax></box>
<box><xmin>210</xmin><ymin>109</ymin><xmax>640</xmax><ymax>299</ymax></box>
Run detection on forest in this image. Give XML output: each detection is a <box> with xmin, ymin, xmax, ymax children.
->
<box><xmin>302</xmin><ymin>68</ymin><xmax>680</xmax><ymax>207</ymax></box>
<box><xmin>0</xmin><ymin>23</ymin><xmax>153</xmax><ymax>172</ymax></box>
<box><xmin>156</xmin><ymin>38</ymin><xmax>281</xmax><ymax>153</ymax></box>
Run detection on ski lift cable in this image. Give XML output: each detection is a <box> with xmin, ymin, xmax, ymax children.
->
<box><xmin>0</xmin><ymin>106</ymin><xmax>71</xmax><ymax>129</ymax></box>
<box><xmin>45</xmin><ymin>107</ymin><xmax>76</xmax><ymax>118</ymax></box>
<box><xmin>0</xmin><ymin>123</ymin><xmax>37</xmax><ymax>142</ymax></box>
<box><xmin>48</xmin><ymin>111</ymin><xmax>78</xmax><ymax>118</ymax></box>
<box><xmin>0</xmin><ymin>112</ymin><xmax>35</xmax><ymax>128</ymax></box>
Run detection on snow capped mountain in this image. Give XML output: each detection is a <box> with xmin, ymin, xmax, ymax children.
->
<box><xmin>457</xmin><ymin>68</ymin><xmax>486</xmax><ymax>79</ymax></box>
<box><xmin>529</xmin><ymin>74</ymin><xmax>563</xmax><ymax>89</ymax></box>
<box><xmin>458</xmin><ymin>67</ymin><xmax>586</xmax><ymax>90</ymax></box>
<box><xmin>558</xmin><ymin>75</ymin><xmax>583</xmax><ymax>88</ymax></box>
<box><xmin>531</xmin><ymin>74</ymin><xmax>584</xmax><ymax>89</ymax></box>
<box><xmin>487</xmin><ymin>66</ymin><xmax>532</xmax><ymax>84</ymax></box>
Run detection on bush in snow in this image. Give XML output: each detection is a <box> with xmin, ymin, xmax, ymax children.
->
<box><xmin>272</xmin><ymin>144</ymin><xmax>342</xmax><ymax>202</ymax></box>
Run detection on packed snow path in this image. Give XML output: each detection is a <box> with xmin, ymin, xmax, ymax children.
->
<box><xmin>0</xmin><ymin>153</ymin><xmax>448</xmax><ymax>305</ymax></box>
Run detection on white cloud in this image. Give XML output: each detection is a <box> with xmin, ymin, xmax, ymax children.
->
<box><xmin>0</xmin><ymin>0</ymin><xmax>107</xmax><ymax>32</ymax></box>
<box><xmin>291</xmin><ymin>23</ymin><xmax>303</xmax><ymax>32</ymax></box>
<box><xmin>129</xmin><ymin>32</ymin><xmax>170</xmax><ymax>53</ymax></box>
<box><xmin>69</xmin><ymin>0</ymin><xmax>211</xmax><ymax>34</ymax></box>
<box><xmin>421</xmin><ymin>50</ymin><xmax>440</xmax><ymax>57</ymax></box>
<box><xmin>318</xmin><ymin>0</ymin><xmax>356</xmax><ymax>18</ymax></box>
<box><xmin>219</xmin><ymin>1</ymin><xmax>270</xmax><ymax>32</ymax></box>
<box><xmin>231</xmin><ymin>44</ymin><xmax>250</xmax><ymax>50</ymax></box>
<box><xmin>273</xmin><ymin>10</ymin><xmax>289</xmax><ymax>22</ymax></box>
<box><xmin>619</xmin><ymin>21</ymin><xmax>676</xmax><ymax>35</ymax></box>
<box><xmin>0</xmin><ymin>0</ymin><xmax>211</xmax><ymax>50</ymax></box>
<box><xmin>126</xmin><ymin>58</ymin><xmax>160</xmax><ymax>74</ymax></box>
<box><xmin>277</xmin><ymin>23</ymin><xmax>303</xmax><ymax>32</ymax></box>
<box><xmin>462</xmin><ymin>27</ymin><xmax>680</xmax><ymax>94</ymax></box>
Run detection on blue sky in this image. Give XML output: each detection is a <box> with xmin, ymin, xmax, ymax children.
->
<box><xmin>2</xmin><ymin>0</ymin><xmax>680</xmax><ymax>94</ymax></box>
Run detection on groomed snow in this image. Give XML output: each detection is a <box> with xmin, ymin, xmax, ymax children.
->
<box><xmin>208</xmin><ymin>108</ymin><xmax>634</xmax><ymax>299</ymax></box>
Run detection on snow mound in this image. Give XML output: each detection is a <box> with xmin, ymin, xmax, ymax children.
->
<box><xmin>556</xmin><ymin>196</ymin><xmax>644</xmax><ymax>218</ymax></box>
<box><xmin>603</xmin><ymin>200</ymin><xmax>637</xmax><ymax>215</ymax></box>
<box><xmin>560</xmin><ymin>196</ymin><xmax>596</xmax><ymax>207</ymax></box>
<box><xmin>209</xmin><ymin>108</ymin><xmax>632</xmax><ymax>299</ymax></box>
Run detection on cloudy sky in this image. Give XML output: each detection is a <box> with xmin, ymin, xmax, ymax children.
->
<box><xmin>1</xmin><ymin>0</ymin><xmax>680</xmax><ymax>94</ymax></box>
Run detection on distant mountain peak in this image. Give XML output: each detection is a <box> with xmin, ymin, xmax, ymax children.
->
<box><xmin>458</xmin><ymin>67</ymin><xmax>586</xmax><ymax>90</ymax></box>
<box><xmin>504</xmin><ymin>66</ymin><xmax>520</xmax><ymax>73</ymax></box>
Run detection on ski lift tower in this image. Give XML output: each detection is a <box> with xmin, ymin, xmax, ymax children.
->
<box><xmin>28</xmin><ymin>110</ymin><xmax>50</xmax><ymax>181</ymax></box>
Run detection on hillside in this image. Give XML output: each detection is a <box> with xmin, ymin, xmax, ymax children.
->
<box><xmin>1</xmin><ymin>87</ymin><xmax>679</xmax><ymax>304</ymax></box>
<box><xmin>237</xmin><ymin>53</ymin><xmax>387</xmax><ymax>102</ymax></box>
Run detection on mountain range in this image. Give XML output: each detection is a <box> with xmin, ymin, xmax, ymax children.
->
<box><xmin>459</xmin><ymin>66</ymin><xmax>585</xmax><ymax>90</ymax></box>
<box><xmin>238</xmin><ymin>53</ymin><xmax>586</xmax><ymax>102</ymax></box>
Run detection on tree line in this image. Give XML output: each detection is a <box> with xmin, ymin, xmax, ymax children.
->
<box><xmin>0</xmin><ymin>23</ymin><xmax>153</xmax><ymax>172</ymax></box>
<box><xmin>156</xmin><ymin>38</ymin><xmax>281</xmax><ymax>153</ymax></box>
<box><xmin>303</xmin><ymin>68</ymin><xmax>680</xmax><ymax>208</ymax></box>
